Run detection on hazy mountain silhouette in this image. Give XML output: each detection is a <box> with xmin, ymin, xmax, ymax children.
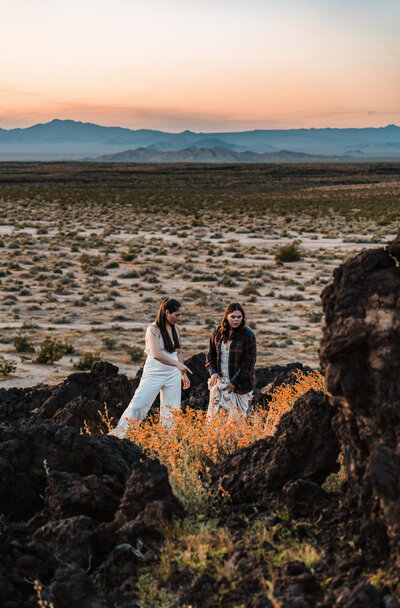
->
<box><xmin>92</xmin><ymin>146</ymin><xmax>351</xmax><ymax>163</ymax></box>
<box><xmin>0</xmin><ymin>119</ymin><xmax>399</xmax><ymax>160</ymax></box>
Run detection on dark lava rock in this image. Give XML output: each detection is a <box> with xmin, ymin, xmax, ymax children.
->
<box><xmin>273</xmin><ymin>560</ymin><xmax>321</xmax><ymax>608</ymax></box>
<box><xmin>0</xmin><ymin>424</ymin><xmax>141</xmax><ymax>521</ymax></box>
<box><xmin>252</xmin><ymin>362</ymin><xmax>313</xmax><ymax>410</ymax></box>
<box><xmin>0</xmin><ymin>424</ymin><xmax>183</xmax><ymax>608</ymax></box>
<box><xmin>209</xmin><ymin>389</ymin><xmax>339</xmax><ymax>506</ymax></box>
<box><xmin>0</xmin><ymin>384</ymin><xmax>52</xmax><ymax>425</ymax></box>
<box><xmin>334</xmin><ymin>581</ymin><xmax>389</xmax><ymax>607</ymax></box>
<box><xmin>320</xmin><ymin>231</ymin><xmax>400</xmax><ymax>564</ymax></box>
<box><xmin>28</xmin><ymin>361</ymin><xmax>134</xmax><ymax>432</ymax></box>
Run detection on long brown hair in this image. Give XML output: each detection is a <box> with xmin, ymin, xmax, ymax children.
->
<box><xmin>155</xmin><ymin>298</ymin><xmax>181</xmax><ymax>353</ymax></box>
<box><xmin>219</xmin><ymin>302</ymin><xmax>246</xmax><ymax>344</ymax></box>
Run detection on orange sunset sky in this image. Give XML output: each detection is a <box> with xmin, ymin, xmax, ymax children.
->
<box><xmin>1</xmin><ymin>0</ymin><xmax>399</xmax><ymax>131</ymax></box>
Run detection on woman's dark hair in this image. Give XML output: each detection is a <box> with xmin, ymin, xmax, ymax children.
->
<box><xmin>219</xmin><ymin>302</ymin><xmax>246</xmax><ymax>344</ymax></box>
<box><xmin>155</xmin><ymin>298</ymin><xmax>181</xmax><ymax>353</ymax></box>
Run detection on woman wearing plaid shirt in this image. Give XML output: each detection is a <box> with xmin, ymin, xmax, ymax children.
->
<box><xmin>206</xmin><ymin>302</ymin><xmax>256</xmax><ymax>418</ymax></box>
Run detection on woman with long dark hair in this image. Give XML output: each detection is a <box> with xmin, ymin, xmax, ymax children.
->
<box><xmin>113</xmin><ymin>298</ymin><xmax>192</xmax><ymax>435</ymax></box>
<box><xmin>206</xmin><ymin>302</ymin><xmax>256</xmax><ymax>418</ymax></box>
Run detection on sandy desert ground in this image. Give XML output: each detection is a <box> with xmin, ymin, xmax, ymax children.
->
<box><xmin>0</xmin><ymin>162</ymin><xmax>398</xmax><ymax>387</ymax></box>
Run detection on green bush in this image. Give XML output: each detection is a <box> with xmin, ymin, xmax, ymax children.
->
<box><xmin>73</xmin><ymin>352</ymin><xmax>101</xmax><ymax>370</ymax></box>
<box><xmin>35</xmin><ymin>337</ymin><xmax>70</xmax><ymax>364</ymax></box>
<box><xmin>13</xmin><ymin>336</ymin><xmax>35</xmax><ymax>353</ymax></box>
<box><xmin>306</xmin><ymin>311</ymin><xmax>324</xmax><ymax>323</ymax></box>
<box><xmin>0</xmin><ymin>355</ymin><xmax>17</xmax><ymax>376</ymax></box>
<box><xmin>275</xmin><ymin>241</ymin><xmax>302</xmax><ymax>263</ymax></box>
<box><xmin>124</xmin><ymin>345</ymin><xmax>145</xmax><ymax>363</ymax></box>
<box><xmin>240</xmin><ymin>283</ymin><xmax>261</xmax><ymax>296</ymax></box>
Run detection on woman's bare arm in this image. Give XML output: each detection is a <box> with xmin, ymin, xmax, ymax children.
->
<box><xmin>146</xmin><ymin>326</ymin><xmax>191</xmax><ymax>373</ymax></box>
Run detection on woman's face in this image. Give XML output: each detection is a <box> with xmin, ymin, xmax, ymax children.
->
<box><xmin>227</xmin><ymin>310</ymin><xmax>243</xmax><ymax>329</ymax></box>
<box><xmin>166</xmin><ymin>307</ymin><xmax>182</xmax><ymax>325</ymax></box>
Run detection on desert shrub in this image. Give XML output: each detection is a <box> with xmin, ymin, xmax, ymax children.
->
<box><xmin>60</xmin><ymin>341</ymin><xmax>75</xmax><ymax>354</ymax></box>
<box><xmin>120</xmin><ymin>251</ymin><xmax>136</xmax><ymax>262</ymax></box>
<box><xmin>263</xmin><ymin>370</ymin><xmax>325</xmax><ymax>435</ymax></box>
<box><xmin>73</xmin><ymin>352</ymin><xmax>101</xmax><ymax>370</ymax></box>
<box><xmin>220</xmin><ymin>276</ymin><xmax>237</xmax><ymax>287</ymax></box>
<box><xmin>0</xmin><ymin>355</ymin><xmax>17</xmax><ymax>376</ymax></box>
<box><xmin>79</xmin><ymin>254</ymin><xmax>103</xmax><ymax>271</ymax></box>
<box><xmin>306</xmin><ymin>311</ymin><xmax>324</xmax><ymax>323</ymax></box>
<box><xmin>35</xmin><ymin>337</ymin><xmax>72</xmax><ymax>364</ymax></box>
<box><xmin>240</xmin><ymin>283</ymin><xmax>260</xmax><ymax>296</ymax></box>
<box><xmin>111</xmin><ymin>371</ymin><xmax>326</xmax><ymax>514</ymax></box>
<box><xmin>13</xmin><ymin>336</ymin><xmax>35</xmax><ymax>353</ymax></box>
<box><xmin>103</xmin><ymin>337</ymin><xmax>117</xmax><ymax>350</ymax></box>
<box><xmin>275</xmin><ymin>241</ymin><xmax>302</xmax><ymax>263</ymax></box>
<box><xmin>124</xmin><ymin>345</ymin><xmax>145</xmax><ymax>363</ymax></box>
<box><xmin>119</xmin><ymin>270</ymin><xmax>139</xmax><ymax>279</ymax></box>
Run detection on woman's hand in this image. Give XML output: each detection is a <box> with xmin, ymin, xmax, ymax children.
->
<box><xmin>209</xmin><ymin>373</ymin><xmax>220</xmax><ymax>388</ymax></box>
<box><xmin>177</xmin><ymin>361</ymin><xmax>192</xmax><ymax>375</ymax></box>
<box><xmin>226</xmin><ymin>381</ymin><xmax>235</xmax><ymax>393</ymax></box>
<box><xmin>181</xmin><ymin>372</ymin><xmax>191</xmax><ymax>390</ymax></box>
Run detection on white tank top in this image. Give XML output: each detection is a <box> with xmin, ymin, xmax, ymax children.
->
<box><xmin>144</xmin><ymin>323</ymin><xmax>178</xmax><ymax>370</ymax></box>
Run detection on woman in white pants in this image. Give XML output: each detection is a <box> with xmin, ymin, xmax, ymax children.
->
<box><xmin>113</xmin><ymin>298</ymin><xmax>192</xmax><ymax>436</ymax></box>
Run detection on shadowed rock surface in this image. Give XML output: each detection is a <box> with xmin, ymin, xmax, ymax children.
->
<box><xmin>0</xmin><ymin>424</ymin><xmax>183</xmax><ymax>607</ymax></box>
<box><xmin>320</xmin><ymin>231</ymin><xmax>400</xmax><ymax>564</ymax></box>
<box><xmin>27</xmin><ymin>361</ymin><xmax>135</xmax><ymax>433</ymax></box>
<box><xmin>0</xmin><ymin>384</ymin><xmax>52</xmax><ymax>425</ymax></box>
<box><xmin>209</xmin><ymin>389</ymin><xmax>339</xmax><ymax>506</ymax></box>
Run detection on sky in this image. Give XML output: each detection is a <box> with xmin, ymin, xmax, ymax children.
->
<box><xmin>1</xmin><ymin>0</ymin><xmax>399</xmax><ymax>131</ymax></box>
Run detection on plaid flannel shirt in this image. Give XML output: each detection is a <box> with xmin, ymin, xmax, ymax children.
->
<box><xmin>206</xmin><ymin>325</ymin><xmax>257</xmax><ymax>394</ymax></box>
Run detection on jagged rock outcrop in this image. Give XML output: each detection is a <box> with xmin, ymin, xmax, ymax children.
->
<box><xmin>320</xmin><ymin>231</ymin><xmax>400</xmax><ymax>564</ymax></box>
<box><xmin>209</xmin><ymin>389</ymin><xmax>339</xmax><ymax>507</ymax></box>
<box><xmin>252</xmin><ymin>362</ymin><xmax>313</xmax><ymax>410</ymax></box>
<box><xmin>28</xmin><ymin>361</ymin><xmax>135</xmax><ymax>433</ymax></box>
<box><xmin>0</xmin><ymin>424</ymin><xmax>183</xmax><ymax>607</ymax></box>
<box><xmin>0</xmin><ymin>384</ymin><xmax>52</xmax><ymax>425</ymax></box>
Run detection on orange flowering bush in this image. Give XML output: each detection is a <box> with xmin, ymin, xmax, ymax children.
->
<box><xmin>114</xmin><ymin>371</ymin><xmax>326</xmax><ymax>513</ymax></box>
<box><xmin>263</xmin><ymin>370</ymin><xmax>326</xmax><ymax>435</ymax></box>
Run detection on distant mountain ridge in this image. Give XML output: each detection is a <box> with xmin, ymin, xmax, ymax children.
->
<box><xmin>0</xmin><ymin>119</ymin><xmax>399</xmax><ymax>161</ymax></box>
<box><xmin>92</xmin><ymin>146</ymin><xmax>351</xmax><ymax>163</ymax></box>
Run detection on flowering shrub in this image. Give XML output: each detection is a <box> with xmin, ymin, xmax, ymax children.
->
<box><xmin>115</xmin><ymin>371</ymin><xmax>326</xmax><ymax>514</ymax></box>
<box><xmin>263</xmin><ymin>370</ymin><xmax>326</xmax><ymax>435</ymax></box>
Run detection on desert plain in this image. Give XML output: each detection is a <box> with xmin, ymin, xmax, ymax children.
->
<box><xmin>0</xmin><ymin>161</ymin><xmax>398</xmax><ymax>388</ymax></box>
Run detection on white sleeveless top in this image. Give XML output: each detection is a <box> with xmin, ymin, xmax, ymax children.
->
<box><xmin>144</xmin><ymin>323</ymin><xmax>178</xmax><ymax>370</ymax></box>
<box><xmin>220</xmin><ymin>340</ymin><xmax>230</xmax><ymax>378</ymax></box>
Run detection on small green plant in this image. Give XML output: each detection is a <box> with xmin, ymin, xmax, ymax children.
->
<box><xmin>73</xmin><ymin>352</ymin><xmax>101</xmax><ymax>371</ymax></box>
<box><xmin>0</xmin><ymin>355</ymin><xmax>17</xmax><ymax>376</ymax></box>
<box><xmin>306</xmin><ymin>311</ymin><xmax>324</xmax><ymax>323</ymax></box>
<box><xmin>240</xmin><ymin>283</ymin><xmax>261</xmax><ymax>296</ymax></box>
<box><xmin>35</xmin><ymin>337</ymin><xmax>65</xmax><ymax>364</ymax></box>
<box><xmin>275</xmin><ymin>241</ymin><xmax>302</xmax><ymax>263</ymax></box>
<box><xmin>124</xmin><ymin>345</ymin><xmax>145</xmax><ymax>363</ymax></box>
<box><xmin>13</xmin><ymin>336</ymin><xmax>35</xmax><ymax>353</ymax></box>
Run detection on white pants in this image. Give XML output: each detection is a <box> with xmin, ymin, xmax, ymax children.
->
<box><xmin>114</xmin><ymin>365</ymin><xmax>182</xmax><ymax>435</ymax></box>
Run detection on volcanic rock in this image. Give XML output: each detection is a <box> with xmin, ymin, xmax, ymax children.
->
<box><xmin>28</xmin><ymin>361</ymin><xmax>134</xmax><ymax>432</ymax></box>
<box><xmin>0</xmin><ymin>384</ymin><xmax>52</xmax><ymax>426</ymax></box>
<box><xmin>0</xmin><ymin>424</ymin><xmax>183</xmax><ymax>607</ymax></box>
<box><xmin>252</xmin><ymin>362</ymin><xmax>313</xmax><ymax>409</ymax></box>
<box><xmin>209</xmin><ymin>389</ymin><xmax>339</xmax><ymax>506</ymax></box>
<box><xmin>319</xmin><ymin>231</ymin><xmax>400</xmax><ymax>563</ymax></box>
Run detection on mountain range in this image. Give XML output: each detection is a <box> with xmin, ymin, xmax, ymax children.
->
<box><xmin>0</xmin><ymin>119</ymin><xmax>399</xmax><ymax>161</ymax></box>
<box><xmin>93</xmin><ymin>146</ymin><xmax>350</xmax><ymax>163</ymax></box>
